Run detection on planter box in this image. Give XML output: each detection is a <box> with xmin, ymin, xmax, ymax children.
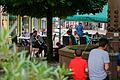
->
<box><xmin>59</xmin><ymin>45</ymin><xmax>118</xmax><ymax>80</ymax></box>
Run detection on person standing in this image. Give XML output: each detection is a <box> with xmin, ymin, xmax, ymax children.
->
<box><xmin>88</xmin><ymin>37</ymin><xmax>110</xmax><ymax>80</ymax></box>
<box><xmin>75</xmin><ymin>23</ymin><xmax>84</xmax><ymax>37</ymax></box>
<box><xmin>69</xmin><ymin>48</ymin><xmax>88</xmax><ymax>80</ymax></box>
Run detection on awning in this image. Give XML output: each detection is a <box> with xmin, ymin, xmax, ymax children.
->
<box><xmin>9</xmin><ymin>15</ymin><xmax>17</xmax><ymax>21</ymax></box>
<box><xmin>52</xmin><ymin>17</ymin><xmax>58</xmax><ymax>22</ymax></box>
<box><xmin>65</xmin><ymin>4</ymin><xmax>108</xmax><ymax>23</ymax></box>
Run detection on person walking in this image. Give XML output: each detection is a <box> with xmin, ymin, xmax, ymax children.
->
<box><xmin>88</xmin><ymin>37</ymin><xmax>110</xmax><ymax>80</ymax></box>
<box><xmin>69</xmin><ymin>48</ymin><xmax>88</xmax><ymax>80</ymax></box>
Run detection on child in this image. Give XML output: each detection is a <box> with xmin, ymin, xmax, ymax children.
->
<box><xmin>69</xmin><ymin>48</ymin><xmax>88</xmax><ymax>80</ymax></box>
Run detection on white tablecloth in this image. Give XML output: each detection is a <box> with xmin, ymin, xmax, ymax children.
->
<box><xmin>18</xmin><ymin>36</ymin><xmax>30</xmax><ymax>40</ymax></box>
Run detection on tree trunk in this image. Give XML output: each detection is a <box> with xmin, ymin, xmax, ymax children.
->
<box><xmin>46</xmin><ymin>9</ymin><xmax>53</xmax><ymax>61</ymax></box>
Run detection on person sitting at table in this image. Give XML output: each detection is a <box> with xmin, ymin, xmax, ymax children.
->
<box><xmin>74</xmin><ymin>31</ymin><xmax>80</xmax><ymax>44</ymax></box>
<box><xmin>31</xmin><ymin>30</ymin><xmax>47</xmax><ymax>57</ymax></box>
<box><xmin>93</xmin><ymin>32</ymin><xmax>100</xmax><ymax>39</ymax></box>
<box><xmin>56</xmin><ymin>42</ymin><xmax>65</xmax><ymax>49</ymax></box>
<box><xmin>83</xmin><ymin>32</ymin><xmax>91</xmax><ymax>44</ymax></box>
<box><xmin>22</xmin><ymin>29</ymin><xmax>29</xmax><ymax>37</ymax></box>
<box><xmin>55</xmin><ymin>42</ymin><xmax>65</xmax><ymax>62</ymax></box>
<box><xmin>22</xmin><ymin>29</ymin><xmax>30</xmax><ymax>46</ymax></box>
<box><xmin>92</xmin><ymin>32</ymin><xmax>100</xmax><ymax>44</ymax></box>
<box><xmin>67</xmin><ymin>30</ymin><xmax>78</xmax><ymax>45</ymax></box>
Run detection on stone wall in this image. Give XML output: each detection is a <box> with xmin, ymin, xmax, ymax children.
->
<box><xmin>108</xmin><ymin>0</ymin><xmax>120</xmax><ymax>33</ymax></box>
<box><xmin>59</xmin><ymin>46</ymin><xmax>118</xmax><ymax>80</ymax></box>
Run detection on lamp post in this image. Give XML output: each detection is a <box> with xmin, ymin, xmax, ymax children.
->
<box><xmin>59</xmin><ymin>18</ymin><xmax>62</xmax><ymax>43</ymax></box>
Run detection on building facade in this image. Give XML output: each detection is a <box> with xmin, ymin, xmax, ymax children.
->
<box><xmin>108</xmin><ymin>0</ymin><xmax>120</xmax><ymax>32</ymax></box>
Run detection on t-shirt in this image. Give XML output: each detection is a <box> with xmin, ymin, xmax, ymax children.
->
<box><xmin>76</xmin><ymin>24</ymin><xmax>83</xmax><ymax>37</ymax></box>
<box><xmin>88</xmin><ymin>49</ymin><xmax>110</xmax><ymax>80</ymax></box>
<box><xmin>83</xmin><ymin>35</ymin><xmax>90</xmax><ymax>44</ymax></box>
<box><xmin>69</xmin><ymin>57</ymin><xmax>88</xmax><ymax>80</ymax></box>
<box><xmin>69</xmin><ymin>35</ymin><xmax>77</xmax><ymax>45</ymax></box>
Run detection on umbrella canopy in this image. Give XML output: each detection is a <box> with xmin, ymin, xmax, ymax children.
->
<box><xmin>9</xmin><ymin>15</ymin><xmax>17</xmax><ymax>21</ymax></box>
<box><xmin>52</xmin><ymin>17</ymin><xmax>58</xmax><ymax>22</ymax></box>
<box><xmin>65</xmin><ymin>4</ymin><xmax>108</xmax><ymax>23</ymax></box>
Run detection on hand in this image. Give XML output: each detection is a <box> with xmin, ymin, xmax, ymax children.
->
<box><xmin>106</xmin><ymin>71</ymin><xmax>111</xmax><ymax>75</ymax></box>
<box><xmin>117</xmin><ymin>66</ymin><xmax>120</xmax><ymax>72</ymax></box>
<box><xmin>35</xmin><ymin>37</ymin><xmax>39</xmax><ymax>41</ymax></box>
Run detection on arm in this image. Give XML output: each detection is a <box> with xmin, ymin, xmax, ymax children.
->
<box><xmin>104</xmin><ymin>63</ymin><xmax>110</xmax><ymax>71</ymax></box>
<box><xmin>85</xmin><ymin>68</ymin><xmax>88</xmax><ymax>72</ymax></box>
<box><xmin>84</xmin><ymin>60</ymin><xmax>88</xmax><ymax>72</ymax></box>
<box><xmin>31</xmin><ymin>37</ymin><xmax>36</xmax><ymax>43</ymax></box>
<box><xmin>117</xmin><ymin>66</ymin><xmax>120</xmax><ymax>72</ymax></box>
<box><xmin>117</xmin><ymin>54</ymin><xmax>120</xmax><ymax>72</ymax></box>
<box><xmin>103</xmin><ymin>52</ymin><xmax>110</xmax><ymax>73</ymax></box>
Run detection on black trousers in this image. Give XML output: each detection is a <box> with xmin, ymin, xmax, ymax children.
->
<box><xmin>33</xmin><ymin>43</ymin><xmax>47</xmax><ymax>57</ymax></box>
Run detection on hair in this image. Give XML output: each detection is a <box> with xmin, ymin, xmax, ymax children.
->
<box><xmin>99</xmin><ymin>37</ymin><xmax>109</xmax><ymax>47</ymax></box>
<box><xmin>75</xmin><ymin>48</ymin><xmax>82</xmax><ymax>57</ymax></box>
<box><xmin>67</xmin><ymin>30</ymin><xmax>72</xmax><ymax>34</ymax></box>
<box><xmin>85</xmin><ymin>32</ymin><xmax>88</xmax><ymax>35</ymax></box>
<box><xmin>30</xmin><ymin>33</ymin><xmax>33</xmax><ymax>37</ymax></box>
<box><xmin>33</xmin><ymin>30</ymin><xmax>37</xmax><ymax>33</ymax></box>
<box><xmin>96</xmin><ymin>32</ymin><xmax>99</xmax><ymax>35</ymax></box>
<box><xmin>79</xmin><ymin>22</ymin><xmax>82</xmax><ymax>25</ymax></box>
<box><xmin>56</xmin><ymin>42</ymin><xmax>61</xmax><ymax>46</ymax></box>
<box><xmin>74</xmin><ymin>31</ymin><xmax>77</xmax><ymax>32</ymax></box>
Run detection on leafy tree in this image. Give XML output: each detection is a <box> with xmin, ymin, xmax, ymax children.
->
<box><xmin>0</xmin><ymin>0</ymin><xmax>107</xmax><ymax>61</ymax></box>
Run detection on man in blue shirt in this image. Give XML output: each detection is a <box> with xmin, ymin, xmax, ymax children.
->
<box><xmin>75</xmin><ymin>23</ymin><xmax>84</xmax><ymax>37</ymax></box>
<box><xmin>88</xmin><ymin>38</ymin><xmax>110</xmax><ymax>80</ymax></box>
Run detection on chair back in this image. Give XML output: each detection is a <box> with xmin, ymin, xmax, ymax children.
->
<box><xmin>80</xmin><ymin>37</ymin><xmax>87</xmax><ymax>44</ymax></box>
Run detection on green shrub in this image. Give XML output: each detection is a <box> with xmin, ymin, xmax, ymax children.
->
<box><xmin>0</xmin><ymin>27</ymin><xmax>71</xmax><ymax>80</ymax></box>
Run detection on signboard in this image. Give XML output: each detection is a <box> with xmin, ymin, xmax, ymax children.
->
<box><xmin>114</xmin><ymin>33</ymin><xmax>119</xmax><ymax>37</ymax></box>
